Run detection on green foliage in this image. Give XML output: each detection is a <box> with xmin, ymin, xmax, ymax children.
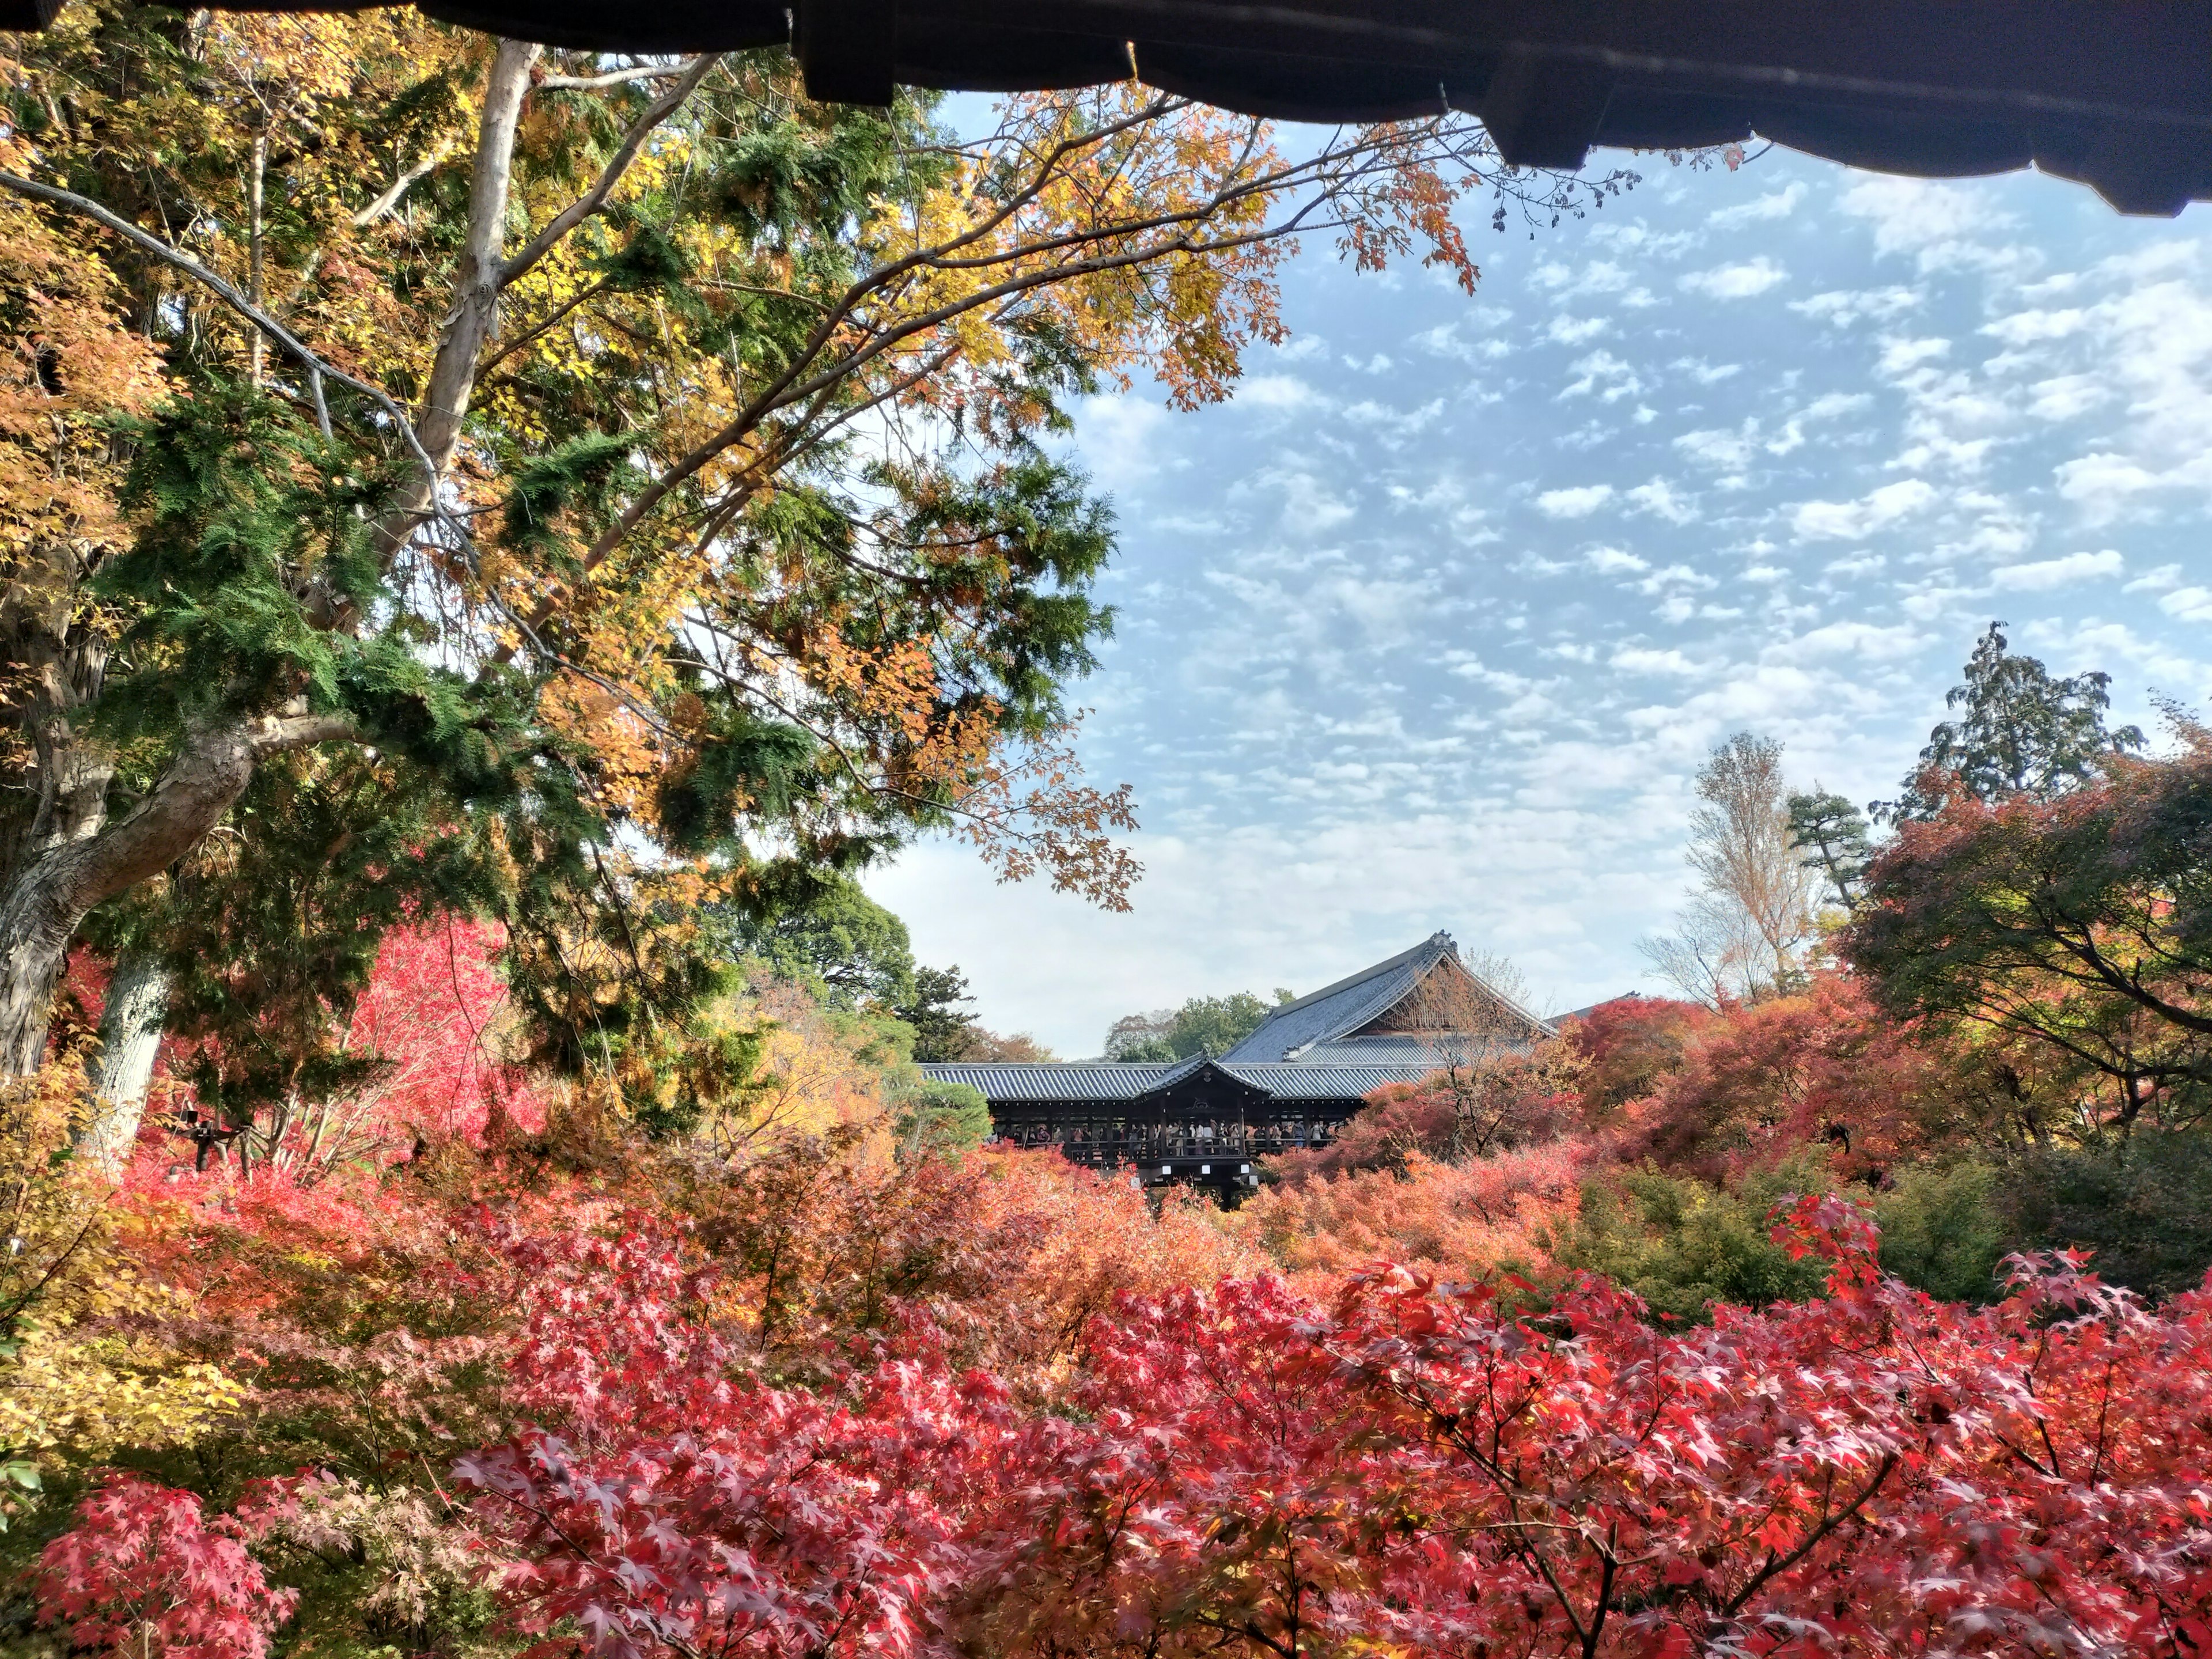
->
<box><xmin>499</xmin><ymin>431</ymin><xmax>639</xmax><ymax>573</ymax></box>
<box><xmin>1845</xmin><ymin>730</ymin><xmax>2212</xmax><ymax>1139</ymax></box>
<box><xmin>2000</xmin><ymin>1130</ymin><xmax>2212</xmax><ymax>1299</ymax></box>
<box><xmin>1785</xmin><ymin>787</ymin><xmax>1873</xmax><ymax>910</ymax></box>
<box><xmin>893</xmin><ymin>965</ymin><xmax>982</xmax><ymax>1063</ymax></box>
<box><xmin>1872</xmin><ymin>1161</ymin><xmax>2008</xmax><ymax>1304</ymax></box>
<box><xmin>1548</xmin><ymin>1162</ymin><xmax>1832</xmax><ymax>1323</ymax></box>
<box><xmin>629</xmin><ymin>1007</ymin><xmax>773</xmax><ymax>1143</ymax></box>
<box><xmin>891</xmin><ymin>1079</ymin><xmax>993</xmax><ymax>1156</ymax></box>
<box><xmin>1877</xmin><ymin>622</ymin><xmax>2145</xmax><ymax>821</ymax></box>
<box><xmin>1108</xmin><ymin>990</ymin><xmax>1292</xmax><ymax>1062</ymax></box>
<box><xmin>709</xmin><ymin>875</ymin><xmax>918</xmax><ymax>1010</ymax></box>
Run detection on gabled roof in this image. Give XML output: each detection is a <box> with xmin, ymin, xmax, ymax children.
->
<box><xmin>1219</xmin><ymin>932</ymin><xmax>1553</xmax><ymax>1064</ymax></box>
<box><xmin>923</xmin><ymin>1054</ymin><xmax>1462</xmax><ymax>1110</ymax></box>
<box><xmin>1217</xmin><ymin>1062</ymin><xmax>1451</xmax><ymax>1104</ymax></box>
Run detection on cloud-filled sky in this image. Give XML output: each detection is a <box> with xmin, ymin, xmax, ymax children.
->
<box><xmin>867</xmin><ymin>145</ymin><xmax>2212</xmax><ymax>1056</ymax></box>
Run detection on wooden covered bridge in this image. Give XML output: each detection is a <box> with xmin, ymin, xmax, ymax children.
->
<box><xmin>922</xmin><ymin>931</ymin><xmax>1554</xmax><ymax>1199</ymax></box>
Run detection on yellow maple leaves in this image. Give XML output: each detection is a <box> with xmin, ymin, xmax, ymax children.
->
<box><xmin>0</xmin><ymin>1066</ymin><xmax>239</xmax><ymax>1508</ymax></box>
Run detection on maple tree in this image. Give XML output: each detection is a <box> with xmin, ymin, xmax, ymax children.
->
<box><xmin>36</xmin><ymin>1475</ymin><xmax>297</xmax><ymax>1659</ymax></box>
<box><xmin>469</xmin><ymin>1193</ymin><xmax>2212</xmax><ymax>1659</ymax></box>
<box><xmin>1847</xmin><ymin>722</ymin><xmax>2212</xmax><ymax>1141</ymax></box>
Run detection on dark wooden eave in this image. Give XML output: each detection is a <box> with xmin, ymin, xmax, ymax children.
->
<box><xmin>5</xmin><ymin>0</ymin><xmax>2209</xmax><ymax>213</ymax></box>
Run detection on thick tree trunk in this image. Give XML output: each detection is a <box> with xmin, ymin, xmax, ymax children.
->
<box><xmin>78</xmin><ymin>953</ymin><xmax>171</xmax><ymax>1177</ymax></box>
<box><xmin>0</xmin><ymin>709</ymin><xmax>351</xmax><ymax>1077</ymax></box>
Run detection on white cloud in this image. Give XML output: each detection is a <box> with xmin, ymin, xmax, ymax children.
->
<box><xmin>1674</xmin><ymin>422</ymin><xmax>1760</xmax><ymax>472</ymax></box>
<box><xmin>1559</xmin><ymin>350</ymin><xmax>1643</xmax><ymax>401</ymax></box>
<box><xmin>2161</xmin><ymin>587</ymin><xmax>2212</xmax><ymax>623</ymax></box>
<box><xmin>1671</xmin><ymin>357</ymin><xmax>1743</xmax><ymax>385</ymax></box>
<box><xmin>2054</xmin><ymin>452</ymin><xmax>2162</xmax><ymax>522</ymax></box>
<box><xmin>1707</xmin><ymin>182</ymin><xmax>1807</xmax><ymax>228</ymax></box>
<box><xmin>1877</xmin><ymin>336</ymin><xmax>1950</xmax><ymax>376</ymax></box>
<box><xmin>1411</xmin><ymin>319</ymin><xmax>1512</xmax><ymax>364</ymax></box>
<box><xmin>1990</xmin><ymin>549</ymin><xmax>2125</xmax><ymax>590</ymax></box>
<box><xmin>1547</xmin><ymin>314</ymin><xmax>1611</xmax><ymax>346</ymax></box>
<box><xmin>1611</xmin><ymin>646</ymin><xmax>1702</xmax><ymax>676</ymax></box>
<box><xmin>1241</xmin><ymin>373</ymin><xmax>1327</xmax><ymax>410</ymax></box>
<box><xmin>1786</xmin><ymin>620</ymin><xmax>1929</xmax><ymax>660</ymax></box>
<box><xmin>1537</xmin><ymin>484</ymin><xmax>1616</xmax><ymax>518</ymax></box>
<box><xmin>1637</xmin><ymin>563</ymin><xmax>1719</xmax><ymax>594</ymax></box>
<box><xmin>1535</xmin><ymin>259</ymin><xmax>1635</xmax><ymax>301</ymax></box>
<box><xmin>1680</xmin><ymin>256</ymin><xmax>1789</xmax><ymax>300</ymax></box>
<box><xmin>1586</xmin><ymin>222</ymin><xmax>1699</xmax><ymax>260</ymax></box>
<box><xmin>2023</xmin><ymin>374</ymin><xmax>2114</xmax><ymax>422</ymax></box>
<box><xmin>1073</xmin><ymin>393</ymin><xmax>1169</xmax><ymax>487</ymax></box>
<box><xmin>1626</xmin><ymin>478</ymin><xmax>1699</xmax><ymax>524</ymax></box>
<box><xmin>1790</xmin><ymin>286</ymin><xmax>1923</xmax><ymax>328</ymax></box>
<box><xmin>1803</xmin><ymin>392</ymin><xmax>1874</xmax><ymax>421</ymax></box>
<box><xmin>1584</xmin><ymin>546</ymin><xmax>1648</xmax><ymax>575</ymax></box>
<box><xmin>1790</xmin><ymin>478</ymin><xmax>1939</xmax><ymax>540</ymax></box>
<box><xmin>2126</xmin><ymin>563</ymin><xmax>2184</xmax><ymax>594</ymax></box>
<box><xmin>1836</xmin><ymin>176</ymin><xmax>2016</xmax><ymax>264</ymax></box>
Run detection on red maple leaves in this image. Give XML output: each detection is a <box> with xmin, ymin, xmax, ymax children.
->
<box><xmin>36</xmin><ymin>1476</ymin><xmax>297</xmax><ymax>1659</ymax></box>
<box><xmin>443</xmin><ymin>1204</ymin><xmax>2212</xmax><ymax>1658</ymax></box>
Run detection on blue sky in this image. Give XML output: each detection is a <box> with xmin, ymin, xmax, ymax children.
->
<box><xmin>868</xmin><ymin>144</ymin><xmax>2212</xmax><ymax>1056</ymax></box>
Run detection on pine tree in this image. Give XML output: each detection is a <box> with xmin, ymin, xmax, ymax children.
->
<box><xmin>1877</xmin><ymin>622</ymin><xmax>2145</xmax><ymax>820</ymax></box>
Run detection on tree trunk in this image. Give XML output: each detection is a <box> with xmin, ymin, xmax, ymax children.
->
<box><xmin>0</xmin><ymin>709</ymin><xmax>351</xmax><ymax>1077</ymax></box>
<box><xmin>79</xmin><ymin>953</ymin><xmax>171</xmax><ymax>1177</ymax></box>
<box><xmin>0</xmin><ymin>44</ymin><xmax>537</xmax><ymax>1075</ymax></box>
<box><xmin>369</xmin><ymin>36</ymin><xmax>539</xmax><ymax>573</ymax></box>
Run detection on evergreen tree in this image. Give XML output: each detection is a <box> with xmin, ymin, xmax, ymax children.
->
<box><xmin>1785</xmin><ymin>787</ymin><xmax>1874</xmax><ymax>909</ymax></box>
<box><xmin>1877</xmin><ymin>622</ymin><xmax>2145</xmax><ymax>821</ymax></box>
<box><xmin>895</xmin><ymin>966</ymin><xmax>983</xmax><ymax>1063</ymax></box>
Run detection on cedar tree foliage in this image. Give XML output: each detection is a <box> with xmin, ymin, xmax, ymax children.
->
<box><xmin>0</xmin><ymin>8</ymin><xmax>1630</xmax><ymax>1101</ymax></box>
<box><xmin>1875</xmin><ymin>621</ymin><xmax>2146</xmax><ymax>822</ymax></box>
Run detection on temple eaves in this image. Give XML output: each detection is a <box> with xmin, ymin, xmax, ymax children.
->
<box><xmin>6</xmin><ymin>0</ymin><xmax>2210</xmax><ymax>215</ymax></box>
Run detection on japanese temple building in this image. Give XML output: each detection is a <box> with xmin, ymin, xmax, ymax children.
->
<box><xmin>921</xmin><ymin>931</ymin><xmax>1554</xmax><ymax>1199</ymax></box>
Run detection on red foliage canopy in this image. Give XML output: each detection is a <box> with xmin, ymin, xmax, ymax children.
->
<box><xmin>454</xmin><ymin>1200</ymin><xmax>2212</xmax><ymax>1658</ymax></box>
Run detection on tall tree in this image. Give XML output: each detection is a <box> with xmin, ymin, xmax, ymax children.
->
<box><xmin>0</xmin><ymin>9</ymin><xmax>1624</xmax><ymax>1103</ymax></box>
<box><xmin>893</xmin><ymin>965</ymin><xmax>982</xmax><ymax>1063</ymax></box>
<box><xmin>1786</xmin><ymin>786</ymin><xmax>1874</xmax><ymax>911</ymax></box>
<box><xmin>712</xmin><ymin>875</ymin><xmax>917</xmax><ymax>1009</ymax></box>
<box><xmin>1877</xmin><ymin>622</ymin><xmax>2145</xmax><ymax>821</ymax></box>
<box><xmin>1645</xmin><ymin>733</ymin><xmax>1817</xmax><ymax>1004</ymax></box>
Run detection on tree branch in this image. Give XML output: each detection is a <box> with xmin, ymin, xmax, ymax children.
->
<box><xmin>499</xmin><ymin>52</ymin><xmax>722</xmax><ymax>290</ymax></box>
<box><xmin>353</xmin><ymin>143</ymin><xmax>452</xmax><ymax>228</ymax></box>
<box><xmin>537</xmin><ymin>63</ymin><xmax>695</xmax><ymax>91</ymax></box>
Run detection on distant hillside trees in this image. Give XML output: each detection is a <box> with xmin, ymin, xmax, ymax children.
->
<box><xmin>1106</xmin><ymin>991</ymin><xmax>1293</xmax><ymax>1062</ymax></box>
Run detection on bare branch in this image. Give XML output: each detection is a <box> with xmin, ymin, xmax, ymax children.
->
<box><xmin>537</xmin><ymin>63</ymin><xmax>693</xmax><ymax>92</ymax></box>
<box><xmin>353</xmin><ymin>143</ymin><xmax>452</xmax><ymax>228</ymax></box>
<box><xmin>0</xmin><ymin>167</ymin><xmax>393</xmax><ymax>451</ymax></box>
